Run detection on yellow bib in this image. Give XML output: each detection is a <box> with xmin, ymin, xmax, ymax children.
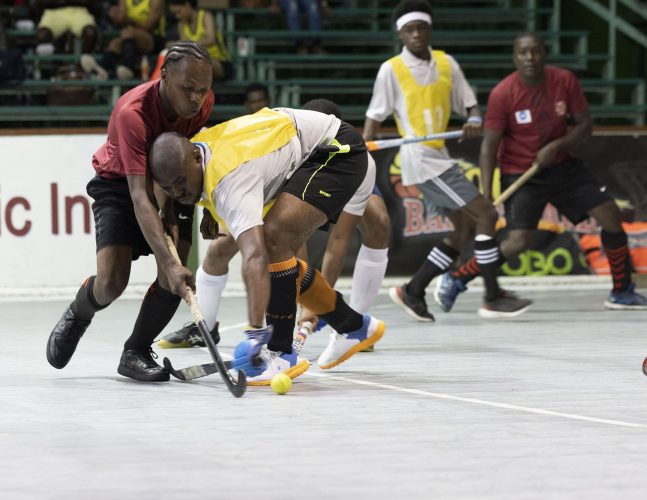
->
<box><xmin>125</xmin><ymin>0</ymin><xmax>165</xmax><ymax>36</ymax></box>
<box><xmin>194</xmin><ymin>108</ymin><xmax>296</xmax><ymax>225</ymax></box>
<box><xmin>389</xmin><ymin>50</ymin><xmax>452</xmax><ymax>149</ymax></box>
<box><xmin>180</xmin><ymin>10</ymin><xmax>230</xmax><ymax>62</ymax></box>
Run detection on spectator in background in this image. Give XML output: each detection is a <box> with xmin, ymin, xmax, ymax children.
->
<box><xmin>244</xmin><ymin>82</ymin><xmax>270</xmax><ymax>113</ymax></box>
<box><xmin>167</xmin><ymin>0</ymin><xmax>233</xmax><ymax>82</ymax></box>
<box><xmin>81</xmin><ymin>0</ymin><xmax>166</xmax><ymax>80</ymax></box>
<box><xmin>35</xmin><ymin>0</ymin><xmax>99</xmax><ymax>56</ymax></box>
<box><xmin>270</xmin><ymin>0</ymin><xmax>327</xmax><ymax>54</ymax></box>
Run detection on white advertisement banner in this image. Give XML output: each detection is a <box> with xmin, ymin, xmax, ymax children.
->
<box><xmin>1</xmin><ymin>134</ymin><xmax>157</xmax><ymax>298</ymax></box>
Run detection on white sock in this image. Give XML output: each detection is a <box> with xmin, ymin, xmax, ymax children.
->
<box><xmin>349</xmin><ymin>245</ymin><xmax>389</xmax><ymax>314</ymax></box>
<box><xmin>196</xmin><ymin>266</ymin><xmax>228</xmax><ymax>331</ymax></box>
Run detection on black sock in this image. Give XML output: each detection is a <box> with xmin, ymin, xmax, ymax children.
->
<box><xmin>601</xmin><ymin>230</ymin><xmax>632</xmax><ymax>292</ymax></box>
<box><xmin>474</xmin><ymin>237</ymin><xmax>501</xmax><ymax>302</ymax></box>
<box><xmin>319</xmin><ymin>292</ymin><xmax>363</xmax><ymax>333</ymax></box>
<box><xmin>124</xmin><ymin>280</ymin><xmax>181</xmax><ymax>352</ymax></box>
<box><xmin>70</xmin><ymin>275</ymin><xmax>109</xmax><ymax>321</ymax></box>
<box><xmin>407</xmin><ymin>242</ymin><xmax>459</xmax><ymax>297</ymax></box>
<box><xmin>266</xmin><ymin>262</ymin><xmax>299</xmax><ymax>354</ymax></box>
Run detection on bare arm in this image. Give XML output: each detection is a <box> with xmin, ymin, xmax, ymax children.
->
<box><xmin>362</xmin><ymin>117</ymin><xmax>381</xmax><ymax>141</ymax></box>
<box><xmin>536</xmin><ymin>109</ymin><xmax>592</xmax><ymax>168</ymax></box>
<box><xmin>200</xmin><ymin>10</ymin><xmax>218</xmax><ymax>46</ymax></box>
<box><xmin>461</xmin><ymin>105</ymin><xmax>483</xmax><ymax>141</ymax></box>
<box><xmin>127</xmin><ymin>174</ymin><xmax>192</xmax><ymax>300</ymax></box>
<box><xmin>478</xmin><ymin>128</ymin><xmax>503</xmax><ymax>202</ymax></box>
<box><xmin>236</xmin><ymin>225</ymin><xmax>270</xmax><ymax>328</ymax></box>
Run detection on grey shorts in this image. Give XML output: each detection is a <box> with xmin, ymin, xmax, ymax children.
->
<box><xmin>416</xmin><ymin>164</ymin><xmax>480</xmax><ymax>216</ymax></box>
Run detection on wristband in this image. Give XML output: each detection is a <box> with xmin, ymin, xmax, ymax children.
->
<box><xmin>467</xmin><ymin>116</ymin><xmax>482</xmax><ymax>125</ymax></box>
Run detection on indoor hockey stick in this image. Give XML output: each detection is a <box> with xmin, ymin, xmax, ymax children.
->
<box><xmin>365</xmin><ymin>130</ymin><xmax>464</xmax><ymax>151</ymax></box>
<box><xmin>164</xmin><ymin>234</ymin><xmax>246</xmax><ymax>397</ymax></box>
<box><xmin>165</xmin><ymin>321</ymin><xmax>315</xmax><ymax>382</ymax></box>
<box><xmin>492</xmin><ymin>162</ymin><xmax>540</xmax><ymax>206</ymax></box>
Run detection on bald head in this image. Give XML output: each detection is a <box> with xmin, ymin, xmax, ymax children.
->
<box><xmin>151</xmin><ymin>133</ymin><xmax>189</xmax><ymax>180</ymax></box>
<box><xmin>150</xmin><ymin>132</ymin><xmax>204</xmax><ymax>205</ymax></box>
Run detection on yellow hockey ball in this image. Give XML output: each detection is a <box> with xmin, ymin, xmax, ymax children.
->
<box><xmin>271</xmin><ymin>373</ymin><xmax>292</xmax><ymax>394</ymax></box>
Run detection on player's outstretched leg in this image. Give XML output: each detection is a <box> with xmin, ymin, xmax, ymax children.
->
<box><xmin>389</xmin><ymin>284</ymin><xmax>435</xmax><ymax>322</ymax></box>
<box><xmin>600</xmin><ymin>229</ymin><xmax>647</xmax><ymax>309</ymax></box>
<box><xmin>47</xmin><ymin>275</ymin><xmax>108</xmax><ymax>369</ymax></box>
<box><xmin>317</xmin><ymin>314</ymin><xmax>385</xmax><ymax>369</ymax></box>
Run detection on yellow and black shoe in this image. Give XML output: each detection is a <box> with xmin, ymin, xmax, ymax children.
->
<box><xmin>157</xmin><ymin>322</ymin><xmax>220</xmax><ymax>349</ymax></box>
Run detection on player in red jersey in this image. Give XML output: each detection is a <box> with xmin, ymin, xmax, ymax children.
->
<box><xmin>46</xmin><ymin>41</ymin><xmax>217</xmax><ymax>381</ymax></box>
<box><xmin>435</xmin><ymin>33</ymin><xmax>647</xmax><ymax>311</ymax></box>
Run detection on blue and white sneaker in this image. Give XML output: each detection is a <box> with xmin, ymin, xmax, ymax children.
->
<box><xmin>247</xmin><ymin>349</ymin><xmax>310</xmax><ymax>386</ymax></box>
<box><xmin>317</xmin><ymin>315</ymin><xmax>386</xmax><ymax>369</ymax></box>
<box><xmin>604</xmin><ymin>284</ymin><xmax>647</xmax><ymax>310</ymax></box>
<box><xmin>433</xmin><ymin>272</ymin><xmax>467</xmax><ymax>312</ymax></box>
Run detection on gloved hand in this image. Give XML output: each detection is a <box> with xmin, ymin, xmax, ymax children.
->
<box><xmin>232</xmin><ymin>325</ymin><xmax>273</xmax><ymax>376</ymax></box>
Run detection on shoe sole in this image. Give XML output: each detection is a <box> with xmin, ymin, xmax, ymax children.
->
<box><xmin>319</xmin><ymin>320</ymin><xmax>386</xmax><ymax>370</ymax></box>
<box><xmin>604</xmin><ymin>301</ymin><xmax>647</xmax><ymax>310</ymax></box>
<box><xmin>388</xmin><ymin>288</ymin><xmax>434</xmax><ymax>322</ymax></box>
<box><xmin>117</xmin><ymin>365</ymin><xmax>170</xmax><ymax>382</ymax></box>
<box><xmin>246</xmin><ymin>359</ymin><xmax>311</xmax><ymax>387</ymax></box>
<box><xmin>478</xmin><ymin>303</ymin><xmax>532</xmax><ymax>319</ymax></box>
<box><xmin>156</xmin><ymin>339</ymin><xmax>193</xmax><ymax>349</ymax></box>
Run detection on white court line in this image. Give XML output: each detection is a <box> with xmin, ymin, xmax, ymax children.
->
<box><xmin>305</xmin><ymin>371</ymin><xmax>647</xmax><ymax>429</ymax></box>
<box><xmin>219</xmin><ymin>322</ymin><xmax>248</xmax><ymax>333</ymax></box>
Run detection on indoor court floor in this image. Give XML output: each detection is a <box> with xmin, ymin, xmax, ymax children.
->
<box><xmin>1</xmin><ymin>284</ymin><xmax>646</xmax><ymax>499</ymax></box>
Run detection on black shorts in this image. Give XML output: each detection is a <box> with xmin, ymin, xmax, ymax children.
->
<box><xmin>502</xmin><ymin>158</ymin><xmax>612</xmax><ymax>230</ymax></box>
<box><xmin>282</xmin><ymin>121</ymin><xmax>368</xmax><ymax>224</ymax></box>
<box><xmin>87</xmin><ymin>175</ymin><xmax>194</xmax><ymax>260</ymax></box>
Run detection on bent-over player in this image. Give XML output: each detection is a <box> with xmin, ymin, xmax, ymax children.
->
<box><xmin>149</xmin><ymin>106</ymin><xmax>386</xmax><ymax>384</ymax></box>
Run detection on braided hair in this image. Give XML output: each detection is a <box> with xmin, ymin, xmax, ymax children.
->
<box><xmin>162</xmin><ymin>41</ymin><xmax>211</xmax><ymax>71</ymax></box>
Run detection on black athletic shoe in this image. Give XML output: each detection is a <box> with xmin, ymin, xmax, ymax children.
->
<box><xmin>46</xmin><ymin>306</ymin><xmax>91</xmax><ymax>369</ymax></box>
<box><xmin>478</xmin><ymin>292</ymin><xmax>532</xmax><ymax>318</ymax></box>
<box><xmin>157</xmin><ymin>322</ymin><xmax>220</xmax><ymax>349</ymax></box>
<box><xmin>388</xmin><ymin>284</ymin><xmax>435</xmax><ymax>322</ymax></box>
<box><xmin>117</xmin><ymin>348</ymin><xmax>170</xmax><ymax>382</ymax></box>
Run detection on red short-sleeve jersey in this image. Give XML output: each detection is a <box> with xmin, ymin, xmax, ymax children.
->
<box><xmin>484</xmin><ymin>65</ymin><xmax>589</xmax><ymax>175</ymax></box>
<box><xmin>92</xmin><ymin>80</ymin><xmax>215</xmax><ymax>178</ymax></box>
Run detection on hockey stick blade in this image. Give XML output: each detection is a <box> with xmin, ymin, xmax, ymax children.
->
<box><xmin>164</xmin><ymin>357</ymin><xmax>228</xmax><ymax>381</ymax></box>
<box><xmin>196</xmin><ymin>316</ymin><xmax>246</xmax><ymax>397</ymax></box>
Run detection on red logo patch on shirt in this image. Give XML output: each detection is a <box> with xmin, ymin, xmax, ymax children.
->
<box><xmin>555</xmin><ymin>101</ymin><xmax>566</xmax><ymax>116</ymax></box>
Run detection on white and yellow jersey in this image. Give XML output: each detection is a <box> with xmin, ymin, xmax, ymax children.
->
<box><xmin>194</xmin><ymin>107</ymin><xmax>341</xmax><ymax>239</ymax></box>
<box><xmin>366</xmin><ymin>46</ymin><xmax>477</xmax><ymax>185</ymax></box>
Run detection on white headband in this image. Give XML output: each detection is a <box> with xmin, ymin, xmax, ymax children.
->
<box><xmin>395</xmin><ymin>12</ymin><xmax>432</xmax><ymax>31</ymax></box>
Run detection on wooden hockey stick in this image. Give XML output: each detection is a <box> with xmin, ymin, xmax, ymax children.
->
<box><xmin>164</xmin><ymin>234</ymin><xmax>246</xmax><ymax>397</ymax></box>
<box><xmin>366</xmin><ymin>130</ymin><xmax>464</xmax><ymax>152</ymax></box>
<box><xmin>492</xmin><ymin>162</ymin><xmax>540</xmax><ymax>206</ymax></box>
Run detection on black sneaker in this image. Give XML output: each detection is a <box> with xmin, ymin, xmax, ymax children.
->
<box><xmin>157</xmin><ymin>322</ymin><xmax>220</xmax><ymax>348</ymax></box>
<box><xmin>46</xmin><ymin>306</ymin><xmax>91</xmax><ymax>369</ymax></box>
<box><xmin>478</xmin><ymin>292</ymin><xmax>532</xmax><ymax>318</ymax></box>
<box><xmin>388</xmin><ymin>284</ymin><xmax>435</xmax><ymax>322</ymax></box>
<box><xmin>117</xmin><ymin>348</ymin><xmax>169</xmax><ymax>382</ymax></box>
